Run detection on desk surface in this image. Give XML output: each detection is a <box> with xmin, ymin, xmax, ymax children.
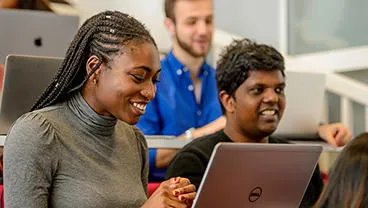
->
<box><xmin>290</xmin><ymin>140</ymin><xmax>343</xmax><ymax>152</ymax></box>
<box><xmin>144</xmin><ymin>135</ymin><xmax>192</xmax><ymax>148</ymax></box>
<box><xmin>0</xmin><ymin>135</ymin><xmax>342</xmax><ymax>152</ymax></box>
<box><xmin>146</xmin><ymin>138</ymin><xmax>192</xmax><ymax>149</ymax></box>
<box><xmin>0</xmin><ymin>135</ymin><xmax>5</xmax><ymax>146</ymax></box>
<box><xmin>146</xmin><ymin>138</ymin><xmax>342</xmax><ymax>151</ymax></box>
<box><xmin>0</xmin><ymin>135</ymin><xmax>192</xmax><ymax>148</ymax></box>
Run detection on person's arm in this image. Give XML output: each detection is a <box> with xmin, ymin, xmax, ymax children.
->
<box><xmin>155</xmin><ymin>149</ymin><xmax>180</xmax><ymax>168</ymax></box>
<box><xmin>155</xmin><ymin>116</ymin><xmax>226</xmax><ymax>168</ymax></box>
<box><xmin>3</xmin><ymin>113</ymin><xmax>59</xmax><ymax>208</ymax></box>
<box><xmin>317</xmin><ymin>123</ymin><xmax>352</xmax><ymax>147</ymax></box>
<box><xmin>176</xmin><ymin>116</ymin><xmax>226</xmax><ymax>140</ymax></box>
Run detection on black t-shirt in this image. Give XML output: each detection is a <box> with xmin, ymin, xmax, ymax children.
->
<box><xmin>166</xmin><ymin>130</ymin><xmax>323</xmax><ymax>208</ymax></box>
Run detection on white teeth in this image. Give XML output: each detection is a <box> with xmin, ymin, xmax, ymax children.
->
<box><xmin>262</xmin><ymin>110</ymin><xmax>276</xmax><ymax>115</ymax></box>
<box><xmin>140</xmin><ymin>104</ymin><xmax>146</xmax><ymax>111</ymax></box>
<box><xmin>133</xmin><ymin>103</ymin><xmax>147</xmax><ymax>111</ymax></box>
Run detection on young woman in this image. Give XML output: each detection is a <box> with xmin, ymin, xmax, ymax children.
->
<box><xmin>3</xmin><ymin>11</ymin><xmax>195</xmax><ymax>208</ymax></box>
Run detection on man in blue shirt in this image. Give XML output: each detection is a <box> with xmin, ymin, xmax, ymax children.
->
<box><xmin>137</xmin><ymin>0</ymin><xmax>352</xmax><ymax>182</ymax></box>
<box><xmin>139</xmin><ymin>52</ymin><xmax>221</xmax><ymax>138</ymax></box>
<box><xmin>137</xmin><ymin>0</ymin><xmax>226</xmax><ymax>182</ymax></box>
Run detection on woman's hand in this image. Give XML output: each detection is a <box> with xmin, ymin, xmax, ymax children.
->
<box><xmin>142</xmin><ymin>177</ymin><xmax>196</xmax><ymax>208</ymax></box>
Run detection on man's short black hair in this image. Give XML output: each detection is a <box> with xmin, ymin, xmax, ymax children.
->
<box><xmin>216</xmin><ymin>38</ymin><xmax>285</xmax><ymax>112</ymax></box>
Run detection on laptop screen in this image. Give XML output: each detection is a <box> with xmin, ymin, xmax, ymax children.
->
<box><xmin>0</xmin><ymin>9</ymin><xmax>78</xmax><ymax>64</ymax></box>
<box><xmin>0</xmin><ymin>55</ymin><xmax>62</xmax><ymax>135</ymax></box>
<box><xmin>192</xmin><ymin>143</ymin><xmax>322</xmax><ymax>208</ymax></box>
<box><xmin>274</xmin><ymin>71</ymin><xmax>326</xmax><ymax>138</ymax></box>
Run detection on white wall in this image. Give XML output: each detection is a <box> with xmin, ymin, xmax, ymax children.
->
<box><xmin>71</xmin><ymin>0</ymin><xmax>285</xmax><ymax>55</ymax></box>
<box><xmin>72</xmin><ymin>0</ymin><xmax>171</xmax><ymax>52</ymax></box>
<box><xmin>214</xmin><ymin>0</ymin><xmax>283</xmax><ymax>51</ymax></box>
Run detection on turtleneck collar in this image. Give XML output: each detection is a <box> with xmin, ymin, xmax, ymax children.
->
<box><xmin>67</xmin><ymin>92</ymin><xmax>117</xmax><ymax>136</ymax></box>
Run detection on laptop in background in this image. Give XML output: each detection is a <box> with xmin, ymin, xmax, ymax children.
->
<box><xmin>0</xmin><ymin>9</ymin><xmax>78</xmax><ymax>64</ymax></box>
<box><xmin>0</xmin><ymin>55</ymin><xmax>62</xmax><ymax>135</ymax></box>
<box><xmin>192</xmin><ymin>143</ymin><xmax>322</xmax><ymax>208</ymax></box>
<box><xmin>274</xmin><ymin>71</ymin><xmax>326</xmax><ymax>138</ymax></box>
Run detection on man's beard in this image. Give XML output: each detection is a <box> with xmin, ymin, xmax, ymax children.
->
<box><xmin>175</xmin><ymin>33</ymin><xmax>210</xmax><ymax>58</ymax></box>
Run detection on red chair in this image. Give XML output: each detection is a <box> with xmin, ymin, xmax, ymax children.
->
<box><xmin>0</xmin><ymin>149</ymin><xmax>3</xmax><ymax>208</ymax></box>
<box><xmin>321</xmin><ymin>171</ymin><xmax>328</xmax><ymax>184</ymax></box>
<box><xmin>147</xmin><ymin>182</ymin><xmax>161</xmax><ymax>196</ymax></box>
<box><xmin>0</xmin><ymin>185</ymin><xmax>4</xmax><ymax>208</ymax></box>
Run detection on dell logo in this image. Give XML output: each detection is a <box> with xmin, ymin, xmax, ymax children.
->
<box><xmin>34</xmin><ymin>36</ymin><xmax>43</xmax><ymax>47</ymax></box>
<box><xmin>248</xmin><ymin>187</ymin><xmax>262</xmax><ymax>202</ymax></box>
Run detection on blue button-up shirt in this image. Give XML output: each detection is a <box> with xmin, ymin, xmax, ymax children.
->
<box><xmin>136</xmin><ymin>51</ymin><xmax>222</xmax><ymax>181</ymax></box>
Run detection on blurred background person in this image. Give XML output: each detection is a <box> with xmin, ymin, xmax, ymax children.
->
<box><xmin>0</xmin><ymin>0</ymin><xmax>53</xmax><ymax>11</ymax></box>
<box><xmin>314</xmin><ymin>132</ymin><xmax>368</xmax><ymax>208</ymax></box>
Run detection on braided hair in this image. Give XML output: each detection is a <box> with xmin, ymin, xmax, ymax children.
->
<box><xmin>31</xmin><ymin>10</ymin><xmax>157</xmax><ymax>111</ymax></box>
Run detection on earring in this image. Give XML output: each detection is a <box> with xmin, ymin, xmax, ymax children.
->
<box><xmin>93</xmin><ymin>79</ymin><xmax>97</xmax><ymax>84</ymax></box>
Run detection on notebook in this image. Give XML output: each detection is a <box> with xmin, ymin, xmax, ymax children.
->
<box><xmin>0</xmin><ymin>9</ymin><xmax>78</xmax><ymax>64</ymax></box>
<box><xmin>274</xmin><ymin>71</ymin><xmax>326</xmax><ymax>138</ymax></box>
<box><xmin>0</xmin><ymin>55</ymin><xmax>62</xmax><ymax>135</ymax></box>
<box><xmin>192</xmin><ymin>143</ymin><xmax>322</xmax><ymax>208</ymax></box>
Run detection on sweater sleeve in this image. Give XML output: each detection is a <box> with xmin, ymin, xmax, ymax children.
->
<box><xmin>133</xmin><ymin>126</ymin><xmax>149</xmax><ymax>196</ymax></box>
<box><xmin>3</xmin><ymin>112</ymin><xmax>60</xmax><ymax>208</ymax></box>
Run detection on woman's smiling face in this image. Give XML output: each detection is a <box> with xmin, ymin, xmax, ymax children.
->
<box><xmin>83</xmin><ymin>41</ymin><xmax>161</xmax><ymax>125</ymax></box>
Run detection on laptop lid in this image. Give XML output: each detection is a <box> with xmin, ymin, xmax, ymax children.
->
<box><xmin>192</xmin><ymin>143</ymin><xmax>322</xmax><ymax>208</ymax></box>
<box><xmin>274</xmin><ymin>71</ymin><xmax>326</xmax><ymax>137</ymax></box>
<box><xmin>0</xmin><ymin>9</ymin><xmax>78</xmax><ymax>64</ymax></box>
<box><xmin>0</xmin><ymin>55</ymin><xmax>62</xmax><ymax>135</ymax></box>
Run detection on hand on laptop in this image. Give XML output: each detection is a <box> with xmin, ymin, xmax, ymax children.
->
<box><xmin>143</xmin><ymin>177</ymin><xmax>196</xmax><ymax>208</ymax></box>
<box><xmin>317</xmin><ymin>123</ymin><xmax>352</xmax><ymax>147</ymax></box>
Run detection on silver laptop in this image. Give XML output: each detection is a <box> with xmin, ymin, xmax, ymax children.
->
<box><xmin>0</xmin><ymin>9</ymin><xmax>78</xmax><ymax>64</ymax></box>
<box><xmin>274</xmin><ymin>71</ymin><xmax>326</xmax><ymax>137</ymax></box>
<box><xmin>0</xmin><ymin>55</ymin><xmax>62</xmax><ymax>134</ymax></box>
<box><xmin>192</xmin><ymin>143</ymin><xmax>322</xmax><ymax>208</ymax></box>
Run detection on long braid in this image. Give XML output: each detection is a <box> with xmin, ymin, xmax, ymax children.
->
<box><xmin>31</xmin><ymin>11</ymin><xmax>156</xmax><ymax>111</ymax></box>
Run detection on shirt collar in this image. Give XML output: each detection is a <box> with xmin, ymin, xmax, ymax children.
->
<box><xmin>67</xmin><ymin>92</ymin><xmax>117</xmax><ymax>136</ymax></box>
<box><xmin>165</xmin><ymin>50</ymin><xmax>211</xmax><ymax>81</ymax></box>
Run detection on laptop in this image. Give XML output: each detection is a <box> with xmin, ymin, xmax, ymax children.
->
<box><xmin>0</xmin><ymin>9</ymin><xmax>78</xmax><ymax>64</ymax></box>
<box><xmin>192</xmin><ymin>143</ymin><xmax>322</xmax><ymax>208</ymax></box>
<box><xmin>274</xmin><ymin>71</ymin><xmax>326</xmax><ymax>138</ymax></box>
<box><xmin>0</xmin><ymin>54</ymin><xmax>63</xmax><ymax>135</ymax></box>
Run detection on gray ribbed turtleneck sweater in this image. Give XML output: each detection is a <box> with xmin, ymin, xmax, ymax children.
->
<box><xmin>4</xmin><ymin>93</ymin><xmax>148</xmax><ymax>208</ymax></box>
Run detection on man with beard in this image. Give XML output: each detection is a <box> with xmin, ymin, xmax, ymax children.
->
<box><xmin>136</xmin><ymin>0</ymin><xmax>351</xmax><ymax>183</ymax></box>
<box><xmin>137</xmin><ymin>0</ymin><xmax>223</xmax><ymax>182</ymax></box>
<box><xmin>166</xmin><ymin>38</ymin><xmax>324</xmax><ymax>207</ymax></box>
